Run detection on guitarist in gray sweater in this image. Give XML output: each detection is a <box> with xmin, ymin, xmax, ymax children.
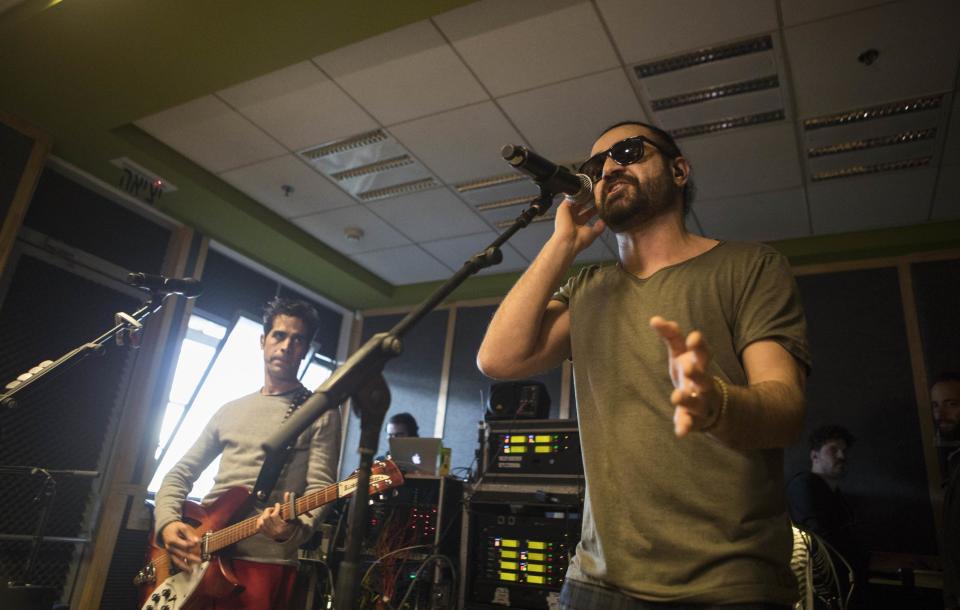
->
<box><xmin>153</xmin><ymin>298</ymin><xmax>341</xmax><ymax>609</ymax></box>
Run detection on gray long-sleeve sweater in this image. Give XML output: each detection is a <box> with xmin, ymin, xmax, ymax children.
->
<box><xmin>153</xmin><ymin>388</ymin><xmax>341</xmax><ymax>565</ymax></box>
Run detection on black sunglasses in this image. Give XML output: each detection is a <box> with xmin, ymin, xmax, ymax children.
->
<box><xmin>578</xmin><ymin>136</ymin><xmax>664</xmax><ymax>184</ymax></box>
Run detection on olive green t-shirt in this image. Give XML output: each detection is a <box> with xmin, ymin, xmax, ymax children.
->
<box><xmin>553</xmin><ymin>241</ymin><xmax>810</xmax><ymax>605</ymax></box>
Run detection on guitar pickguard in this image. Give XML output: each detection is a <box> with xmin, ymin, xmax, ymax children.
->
<box><xmin>139</xmin><ymin>561</ymin><xmax>210</xmax><ymax>610</ymax></box>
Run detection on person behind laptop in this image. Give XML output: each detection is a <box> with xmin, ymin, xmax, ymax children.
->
<box><xmin>376</xmin><ymin>412</ymin><xmax>421</xmax><ymax>462</ymax></box>
<box><xmin>387</xmin><ymin>412</ymin><xmax>419</xmax><ymax>438</ymax></box>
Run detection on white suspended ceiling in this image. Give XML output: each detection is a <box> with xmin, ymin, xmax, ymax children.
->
<box><xmin>135</xmin><ymin>0</ymin><xmax>960</xmax><ymax>286</ymax></box>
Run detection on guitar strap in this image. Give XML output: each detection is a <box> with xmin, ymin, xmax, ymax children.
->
<box><xmin>253</xmin><ymin>385</ymin><xmax>313</xmax><ymax>509</ymax></box>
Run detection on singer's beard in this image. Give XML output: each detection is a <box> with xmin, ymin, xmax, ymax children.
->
<box><xmin>599</xmin><ymin>172</ymin><xmax>678</xmax><ymax>233</ymax></box>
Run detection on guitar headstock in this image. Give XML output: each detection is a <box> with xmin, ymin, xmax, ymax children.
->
<box><xmin>369</xmin><ymin>459</ymin><xmax>404</xmax><ymax>493</ymax></box>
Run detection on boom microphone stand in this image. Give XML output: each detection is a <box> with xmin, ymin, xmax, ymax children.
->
<box><xmin>255</xmin><ymin>159</ymin><xmax>566</xmax><ymax>610</ymax></box>
<box><xmin>0</xmin><ymin>289</ymin><xmax>170</xmax><ymax>411</ymax></box>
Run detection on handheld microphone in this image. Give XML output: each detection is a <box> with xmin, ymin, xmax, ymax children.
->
<box><xmin>127</xmin><ymin>272</ymin><xmax>203</xmax><ymax>298</ymax></box>
<box><xmin>501</xmin><ymin>144</ymin><xmax>593</xmax><ymax>206</ymax></box>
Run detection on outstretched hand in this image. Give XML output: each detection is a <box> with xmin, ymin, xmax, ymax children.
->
<box><xmin>649</xmin><ymin>316</ymin><xmax>722</xmax><ymax>437</ymax></box>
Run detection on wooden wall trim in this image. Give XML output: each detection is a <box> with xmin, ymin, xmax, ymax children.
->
<box><xmin>0</xmin><ymin>111</ymin><xmax>51</xmax><ymax>275</ymax></box>
<box><xmin>435</xmin><ymin>305</ymin><xmax>457</xmax><ymax>438</ymax></box>
<box><xmin>71</xmin><ymin>225</ymin><xmax>202</xmax><ymax>610</ymax></box>
<box><xmin>897</xmin><ymin>263</ymin><xmax>945</xmax><ymax>536</ymax></box>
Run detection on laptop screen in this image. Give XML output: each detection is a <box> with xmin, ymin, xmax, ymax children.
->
<box><xmin>388</xmin><ymin>437</ymin><xmax>442</xmax><ymax>474</ymax></box>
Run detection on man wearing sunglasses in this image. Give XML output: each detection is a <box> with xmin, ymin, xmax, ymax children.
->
<box><xmin>478</xmin><ymin>121</ymin><xmax>810</xmax><ymax>609</ymax></box>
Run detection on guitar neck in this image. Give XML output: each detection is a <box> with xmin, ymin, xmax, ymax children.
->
<box><xmin>202</xmin><ymin>478</ymin><xmax>347</xmax><ymax>554</ymax></box>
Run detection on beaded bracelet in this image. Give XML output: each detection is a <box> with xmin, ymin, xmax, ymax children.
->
<box><xmin>700</xmin><ymin>375</ymin><xmax>728</xmax><ymax>432</ymax></box>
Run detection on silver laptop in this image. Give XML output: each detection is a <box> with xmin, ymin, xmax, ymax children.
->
<box><xmin>388</xmin><ymin>437</ymin><xmax>442</xmax><ymax>474</ymax></box>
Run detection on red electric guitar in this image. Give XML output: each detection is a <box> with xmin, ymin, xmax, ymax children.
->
<box><xmin>134</xmin><ymin>459</ymin><xmax>403</xmax><ymax>610</ymax></box>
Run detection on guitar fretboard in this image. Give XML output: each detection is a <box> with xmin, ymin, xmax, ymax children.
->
<box><xmin>205</xmin><ymin>479</ymin><xmax>346</xmax><ymax>552</ymax></box>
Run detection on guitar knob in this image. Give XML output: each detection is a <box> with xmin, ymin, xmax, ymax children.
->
<box><xmin>161</xmin><ymin>606</ymin><xmax>170</xmax><ymax>610</ymax></box>
<box><xmin>145</xmin><ymin>606</ymin><xmax>154</xmax><ymax>610</ymax></box>
<box><xmin>161</xmin><ymin>589</ymin><xmax>171</xmax><ymax>598</ymax></box>
<box><xmin>152</xmin><ymin>593</ymin><xmax>161</xmax><ymax>602</ymax></box>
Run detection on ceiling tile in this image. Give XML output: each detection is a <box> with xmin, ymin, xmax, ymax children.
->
<box><xmin>135</xmin><ymin>95</ymin><xmax>286</xmax><ymax>174</ymax></box>
<box><xmin>219</xmin><ymin>155</ymin><xmax>357</xmax><ymax>218</ymax></box>
<box><xmin>597</xmin><ymin>0</ymin><xmax>778</xmax><ymax>64</ymax></box>
<box><xmin>217</xmin><ymin>61</ymin><xmax>378</xmax><ymax>151</ymax></box>
<box><xmin>351</xmin><ymin>245</ymin><xmax>452</xmax><ymax>284</ymax></box>
<box><xmin>808</xmin><ymin>167</ymin><xmax>938</xmax><ymax>234</ymax></box>
<box><xmin>389</xmin><ymin>102</ymin><xmax>525</xmax><ymax>184</ymax></box>
<box><xmin>499</xmin><ymin>68</ymin><xmax>647</xmax><ymax>163</ymax></box>
<box><xmin>364</xmin><ymin>188</ymin><xmax>491</xmax><ymax>242</ymax></box>
<box><xmin>780</xmin><ymin>0</ymin><xmax>900</xmax><ymax>27</ymax></box>
<box><xmin>695</xmin><ymin>188</ymin><xmax>810</xmax><ymax>242</ymax></box>
<box><xmin>294</xmin><ymin>206</ymin><xmax>411</xmax><ymax>254</ymax></box>
<box><xmin>679</xmin><ymin>122</ymin><xmax>802</xmax><ymax>200</ymax></box>
<box><xmin>931</xmin><ymin>164</ymin><xmax>960</xmax><ymax>221</ymax></box>
<box><xmin>785</xmin><ymin>0</ymin><xmax>960</xmax><ymax>118</ymax></box>
<box><xmin>434</xmin><ymin>0</ymin><xmax>619</xmax><ymax>97</ymax></box>
<box><xmin>314</xmin><ymin>20</ymin><xmax>488</xmax><ymax>125</ymax></box>
<box><xmin>508</xmin><ymin>222</ymin><xmax>615</xmax><ymax>263</ymax></box>
<box><xmin>420</xmin><ymin>231</ymin><xmax>529</xmax><ymax>275</ymax></box>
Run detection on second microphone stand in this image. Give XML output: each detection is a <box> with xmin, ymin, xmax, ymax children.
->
<box><xmin>253</xmin><ymin>182</ymin><xmax>561</xmax><ymax>610</ymax></box>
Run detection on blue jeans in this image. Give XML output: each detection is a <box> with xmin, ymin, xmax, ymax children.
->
<box><xmin>559</xmin><ymin>579</ymin><xmax>791</xmax><ymax>610</ymax></box>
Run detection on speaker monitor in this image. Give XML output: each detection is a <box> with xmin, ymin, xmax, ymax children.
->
<box><xmin>486</xmin><ymin>381</ymin><xmax>550</xmax><ymax>420</ymax></box>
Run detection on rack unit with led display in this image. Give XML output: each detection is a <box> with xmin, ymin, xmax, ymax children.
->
<box><xmin>480</xmin><ymin>419</ymin><xmax>583</xmax><ymax>480</ymax></box>
<box><xmin>459</xmin><ymin>502</ymin><xmax>581</xmax><ymax>610</ymax></box>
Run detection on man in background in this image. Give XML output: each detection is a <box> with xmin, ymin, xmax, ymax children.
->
<box><xmin>387</xmin><ymin>412</ymin><xmax>419</xmax><ymax>438</ymax></box>
<box><xmin>931</xmin><ymin>372</ymin><xmax>960</xmax><ymax>610</ymax></box>
<box><xmin>787</xmin><ymin>425</ymin><xmax>861</xmax><ymax>606</ymax></box>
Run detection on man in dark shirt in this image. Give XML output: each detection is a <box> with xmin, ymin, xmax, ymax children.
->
<box><xmin>931</xmin><ymin>371</ymin><xmax>960</xmax><ymax>610</ymax></box>
<box><xmin>787</xmin><ymin>425</ymin><xmax>860</xmax><ymax>606</ymax></box>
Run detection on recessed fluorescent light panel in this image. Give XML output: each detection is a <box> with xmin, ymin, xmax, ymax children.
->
<box><xmin>803</xmin><ymin>95</ymin><xmax>945</xmax><ymax>182</ymax></box>
<box><xmin>803</xmin><ymin>95</ymin><xmax>943</xmax><ymax>131</ymax></box>
<box><xmin>810</xmin><ymin>156</ymin><xmax>932</xmax><ymax>182</ymax></box>
<box><xmin>300</xmin><ymin>129</ymin><xmax>438</xmax><ymax>201</ymax></box>
<box><xmin>633</xmin><ymin>35</ymin><xmax>787</xmax><ymax>137</ymax></box>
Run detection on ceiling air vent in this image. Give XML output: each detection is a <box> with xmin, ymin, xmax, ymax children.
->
<box><xmin>670</xmin><ymin>110</ymin><xmax>784</xmax><ymax>139</ymax></box>
<box><xmin>634</xmin><ymin>35</ymin><xmax>786</xmax><ymax>138</ymax></box>
<box><xmin>634</xmin><ymin>36</ymin><xmax>773</xmax><ymax>78</ymax></box>
<box><xmin>803</xmin><ymin>95</ymin><xmax>943</xmax><ymax>131</ymax></box>
<box><xmin>807</xmin><ymin>128</ymin><xmax>936</xmax><ymax>158</ymax></box>
<box><xmin>454</xmin><ymin>173</ymin><xmax>526</xmax><ymax>193</ymax></box>
<box><xmin>357</xmin><ymin>177</ymin><xmax>439</xmax><ymax>202</ymax></box>
<box><xmin>810</xmin><ymin>156</ymin><xmax>932</xmax><ymax>182</ymax></box>
<box><xmin>651</xmin><ymin>75</ymin><xmax>779</xmax><ymax>111</ymax></box>
<box><xmin>300</xmin><ymin>129</ymin><xmax>436</xmax><ymax>202</ymax></box>
<box><xmin>329</xmin><ymin>155</ymin><xmax>414</xmax><ymax>181</ymax></box>
<box><xmin>300</xmin><ymin>129</ymin><xmax>389</xmax><ymax>159</ymax></box>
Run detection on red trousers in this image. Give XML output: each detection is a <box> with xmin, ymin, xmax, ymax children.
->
<box><xmin>209</xmin><ymin>558</ymin><xmax>297</xmax><ymax>610</ymax></box>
